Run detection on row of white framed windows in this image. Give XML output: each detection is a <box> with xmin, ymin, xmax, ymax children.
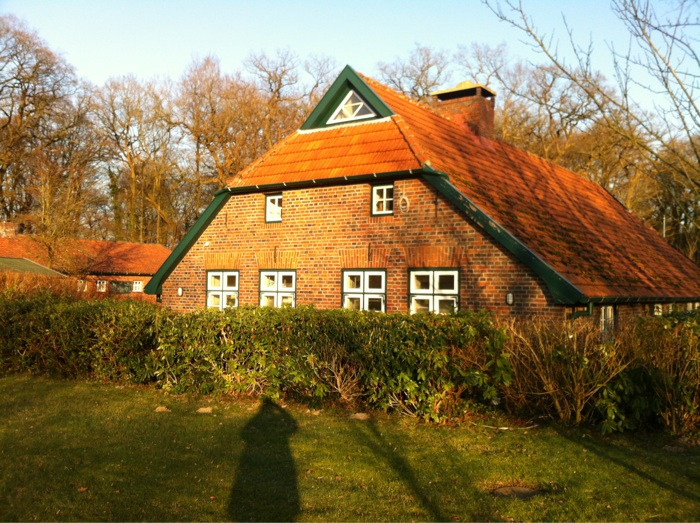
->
<box><xmin>93</xmin><ymin>280</ymin><xmax>143</xmax><ymax>293</ymax></box>
<box><xmin>264</xmin><ymin>183</ymin><xmax>397</xmax><ymax>224</ymax></box>
<box><xmin>205</xmin><ymin>268</ymin><xmax>459</xmax><ymax>313</ymax></box>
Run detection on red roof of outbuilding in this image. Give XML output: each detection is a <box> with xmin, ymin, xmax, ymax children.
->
<box><xmin>0</xmin><ymin>236</ymin><xmax>171</xmax><ymax>276</ymax></box>
<box><xmin>225</xmin><ymin>70</ymin><xmax>700</xmax><ymax>302</ymax></box>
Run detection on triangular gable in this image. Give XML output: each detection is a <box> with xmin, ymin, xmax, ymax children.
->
<box><xmin>301</xmin><ymin>65</ymin><xmax>394</xmax><ymax>130</ymax></box>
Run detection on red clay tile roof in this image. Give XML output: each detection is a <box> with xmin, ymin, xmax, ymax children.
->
<box><xmin>226</xmin><ymin>72</ymin><xmax>700</xmax><ymax>302</ymax></box>
<box><xmin>0</xmin><ymin>236</ymin><xmax>171</xmax><ymax>276</ymax></box>
<box><xmin>227</xmin><ymin>119</ymin><xmax>422</xmax><ymax>187</ymax></box>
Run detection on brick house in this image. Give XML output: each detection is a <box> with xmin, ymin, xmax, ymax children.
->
<box><xmin>0</xmin><ymin>223</ymin><xmax>170</xmax><ymax>301</ymax></box>
<box><xmin>145</xmin><ymin>66</ymin><xmax>700</xmax><ymax>328</ymax></box>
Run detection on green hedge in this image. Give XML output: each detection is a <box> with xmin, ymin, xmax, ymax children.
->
<box><xmin>0</xmin><ymin>293</ymin><xmax>161</xmax><ymax>383</ymax></box>
<box><xmin>1</xmin><ymin>293</ymin><xmax>697</xmax><ymax>433</ymax></box>
<box><xmin>152</xmin><ymin>306</ymin><xmax>509</xmax><ymax>421</ymax></box>
<box><xmin>0</xmin><ymin>296</ymin><xmax>508</xmax><ymax>422</ymax></box>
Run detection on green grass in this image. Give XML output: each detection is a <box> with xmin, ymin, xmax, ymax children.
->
<box><xmin>0</xmin><ymin>375</ymin><xmax>698</xmax><ymax>522</ymax></box>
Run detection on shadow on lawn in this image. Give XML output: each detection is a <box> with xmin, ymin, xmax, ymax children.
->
<box><xmin>553</xmin><ymin>425</ymin><xmax>700</xmax><ymax>504</ymax></box>
<box><xmin>228</xmin><ymin>399</ymin><xmax>299</xmax><ymax>522</ymax></box>
<box><xmin>350</xmin><ymin>419</ymin><xmax>448</xmax><ymax>522</ymax></box>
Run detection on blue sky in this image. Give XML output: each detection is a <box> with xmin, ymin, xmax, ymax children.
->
<box><xmin>0</xmin><ymin>0</ymin><xmax>631</xmax><ymax>89</ymax></box>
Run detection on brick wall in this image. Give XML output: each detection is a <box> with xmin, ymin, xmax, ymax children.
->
<box><xmin>161</xmin><ymin>177</ymin><xmax>566</xmax><ymax>317</ymax></box>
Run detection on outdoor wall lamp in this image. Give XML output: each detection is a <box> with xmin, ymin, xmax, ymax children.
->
<box><xmin>178</xmin><ymin>287</ymin><xmax>184</xmax><ymax>297</ymax></box>
<box><xmin>505</xmin><ymin>292</ymin><xmax>514</xmax><ymax>306</ymax></box>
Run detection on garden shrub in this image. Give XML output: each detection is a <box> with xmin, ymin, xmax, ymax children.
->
<box><xmin>500</xmin><ymin>318</ymin><xmax>633</xmax><ymax>425</ymax></box>
<box><xmin>632</xmin><ymin>312</ymin><xmax>700</xmax><ymax>436</ymax></box>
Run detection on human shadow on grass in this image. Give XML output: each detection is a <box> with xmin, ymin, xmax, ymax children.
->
<box><xmin>228</xmin><ymin>399</ymin><xmax>299</xmax><ymax>522</ymax></box>
<box><xmin>349</xmin><ymin>419</ymin><xmax>448</xmax><ymax>522</ymax></box>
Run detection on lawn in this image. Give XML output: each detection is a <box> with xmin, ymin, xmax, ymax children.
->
<box><xmin>0</xmin><ymin>375</ymin><xmax>698</xmax><ymax>522</ymax></box>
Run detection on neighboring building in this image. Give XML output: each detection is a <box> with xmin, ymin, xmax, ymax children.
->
<box><xmin>145</xmin><ymin>66</ymin><xmax>700</xmax><ymax>328</ymax></box>
<box><xmin>0</xmin><ymin>224</ymin><xmax>171</xmax><ymax>301</ymax></box>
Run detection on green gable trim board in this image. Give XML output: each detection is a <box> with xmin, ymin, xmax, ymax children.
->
<box><xmin>144</xmin><ymin>191</ymin><xmax>231</xmax><ymax>296</ymax></box>
<box><xmin>301</xmin><ymin>65</ymin><xmax>394</xmax><ymax>130</ymax></box>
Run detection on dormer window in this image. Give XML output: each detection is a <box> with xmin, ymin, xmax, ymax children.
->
<box><xmin>327</xmin><ymin>90</ymin><xmax>376</xmax><ymax>124</ymax></box>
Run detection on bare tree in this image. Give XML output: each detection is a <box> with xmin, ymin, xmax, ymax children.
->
<box><xmin>377</xmin><ymin>44</ymin><xmax>452</xmax><ymax>101</ymax></box>
<box><xmin>94</xmin><ymin>76</ymin><xmax>180</xmax><ymax>245</ymax></box>
<box><xmin>0</xmin><ymin>15</ymin><xmax>82</xmax><ymax>227</ymax></box>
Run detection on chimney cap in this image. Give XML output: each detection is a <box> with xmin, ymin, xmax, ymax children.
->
<box><xmin>430</xmin><ymin>81</ymin><xmax>496</xmax><ymax>101</ymax></box>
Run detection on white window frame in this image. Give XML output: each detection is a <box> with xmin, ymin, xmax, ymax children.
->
<box><xmin>259</xmin><ymin>270</ymin><xmax>296</xmax><ymax>308</ymax></box>
<box><xmin>207</xmin><ymin>270</ymin><xmax>239</xmax><ymax>310</ymax></box>
<box><xmin>77</xmin><ymin>279</ymin><xmax>88</xmax><ymax>293</ymax></box>
<box><xmin>371</xmin><ymin>184</ymin><xmax>394</xmax><ymax>216</ymax></box>
<box><xmin>342</xmin><ymin>270</ymin><xmax>386</xmax><ymax>312</ymax></box>
<box><xmin>600</xmin><ymin>305</ymin><xmax>615</xmax><ymax>342</ymax></box>
<box><xmin>96</xmin><ymin>280</ymin><xmax>107</xmax><ymax>293</ymax></box>
<box><xmin>132</xmin><ymin>280</ymin><xmax>143</xmax><ymax>293</ymax></box>
<box><xmin>327</xmin><ymin>90</ymin><xmax>376</xmax><ymax>124</ymax></box>
<box><xmin>409</xmin><ymin>269</ymin><xmax>459</xmax><ymax>314</ymax></box>
<box><xmin>265</xmin><ymin>194</ymin><xmax>283</xmax><ymax>222</ymax></box>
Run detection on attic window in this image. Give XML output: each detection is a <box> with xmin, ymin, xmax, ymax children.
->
<box><xmin>327</xmin><ymin>90</ymin><xmax>376</xmax><ymax>124</ymax></box>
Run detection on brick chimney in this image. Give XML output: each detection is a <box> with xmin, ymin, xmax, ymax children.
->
<box><xmin>0</xmin><ymin>222</ymin><xmax>17</xmax><ymax>238</ymax></box>
<box><xmin>430</xmin><ymin>81</ymin><xmax>496</xmax><ymax>140</ymax></box>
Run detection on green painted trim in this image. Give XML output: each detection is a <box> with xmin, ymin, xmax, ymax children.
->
<box><xmin>570</xmin><ymin>302</ymin><xmax>594</xmax><ymax>320</ymax></box>
<box><xmin>301</xmin><ymin>65</ymin><xmax>394</xmax><ymax>130</ymax></box>
<box><xmin>420</xmin><ymin>168</ymin><xmax>585</xmax><ymax>305</ymax></box>
<box><xmin>144</xmin><ymin>191</ymin><xmax>231</xmax><ymax>295</ymax></box>
<box><xmin>227</xmin><ymin>170</ymin><xmax>419</xmax><ymax>195</ymax></box>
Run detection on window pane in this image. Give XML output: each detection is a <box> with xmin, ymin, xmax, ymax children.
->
<box><xmin>437</xmin><ymin>273</ymin><xmax>456</xmax><ymax>291</ymax></box>
<box><xmin>261</xmin><ymin>294</ymin><xmax>275</xmax><ymax>307</ymax></box>
<box><xmin>366</xmin><ymin>296</ymin><xmax>384</xmax><ymax>312</ymax></box>
<box><xmin>262</xmin><ymin>274</ymin><xmax>276</xmax><ymax>290</ymax></box>
<box><xmin>437</xmin><ymin>297</ymin><xmax>457</xmax><ymax>314</ymax></box>
<box><xmin>281</xmin><ymin>274</ymin><xmax>294</xmax><ymax>289</ymax></box>
<box><xmin>413</xmin><ymin>297</ymin><xmax>431</xmax><ymax>313</ymax></box>
<box><xmin>346</xmin><ymin>274</ymin><xmax>361</xmax><ymax>290</ymax></box>
<box><xmin>224</xmin><ymin>293</ymin><xmax>238</xmax><ymax>308</ymax></box>
<box><xmin>110</xmin><ymin>281</ymin><xmax>132</xmax><ymax>294</ymax></box>
<box><xmin>209</xmin><ymin>273</ymin><xmax>222</xmax><ymax>289</ymax></box>
<box><xmin>208</xmin><ymin>292</ymin><xmax>221</xmax><ymax>309</ymax></box>
<box><xmin>225</xmin><ymin>274</ymin><xmax>238</xmax><ymax>289</ymax></box>
<box><xmin>344</xmin><ymin>296</ymin><xmax>361</xmax><ymax>310</ymax></box>
<box><xmin>280</xmin><ymin>295</ymin><xmax>294</xmax><ymax>307</ymax></box>
<box><xmin>367</xmin><ymin>274</ymin><xmax>383</xmax><ymax>290</ymax></box>
<box><xmin>413</xmin><ymin>273</ymin><xmax>431</xmax><ymax>291</ymax></box>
